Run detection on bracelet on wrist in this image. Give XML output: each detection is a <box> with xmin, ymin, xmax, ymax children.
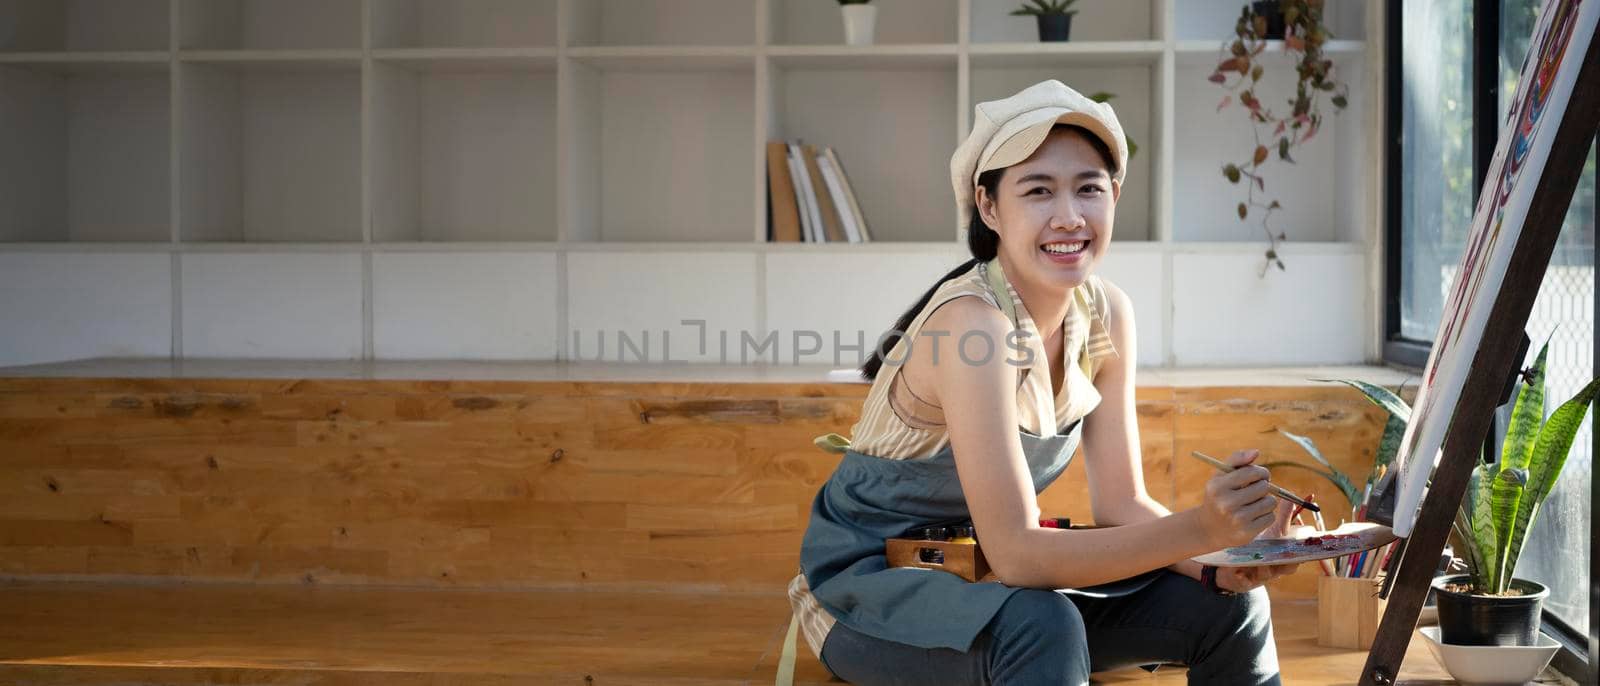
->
<box><xmin>1200</xmin><ymin>564</ymin><xmax>1236</xmax><ymax>596</ymax></box>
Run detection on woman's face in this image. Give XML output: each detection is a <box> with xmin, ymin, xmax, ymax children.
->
<box><xmin>976</xmin><ymin>127</ymin><xmax>1119</xmax><ymax>291</ymax></box>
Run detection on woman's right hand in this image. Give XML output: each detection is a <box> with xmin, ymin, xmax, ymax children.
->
<box><xmin>1197</xmin><ymin>449</ymin><xmax>1279</xmax><ymax>548</ymax></box>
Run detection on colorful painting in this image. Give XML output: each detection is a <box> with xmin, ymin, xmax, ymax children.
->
<box><xmin>1193</xmin><ymin>523</ymin><xmax>1397</xmax><ymax>568</ymax></box>
<box><xmin>1389</xmin><ymin>0</ymin><xmax>1597</xmax><ymax>537</ymax></box>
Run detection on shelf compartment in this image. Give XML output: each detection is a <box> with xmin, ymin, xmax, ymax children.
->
<box><xmin>968</xmin><ymin>54</ymin><xmax>1157</xmax><ymax>242</ymax></box>
<box><xmin>564</xmin><ymin>58</ymin><xmax>755</xmax><ymax>242</ymax></box>
<box><xmin>373</xmin><ymin>57</ymin><xmax>558</xmax><ymax>242</ymax></box>
<box><xmin>0</xmin><ymin>0</ymin><xmax>169</xmax><ymax>52</ymax></box>
<box><xmin>178</xmin><ymin>0</ymin><xmax>362</xmax><ymax>50</ymax></box>
<box><xmin>769</xmin><ymin>0</ymin><xmax>957</xmax><ymax>46</ymax></box>
<box><xmin>1173</xmin><ymin>0</ymin><xmax>1365</xmax><ymax>42</ymax></box>
<box><xmin>371</xmin><ymin>0</ymin><xmax>558</xmax><ymax>49</ymax></box>
<box><xmin>1172</xmin><ymin>51</ymin><xmax>1368</xmax><ymax>243</ymax></box>
<box><xmin>178</xmin><ymin>60</ymin><xmax>362</xmax><ymax>242</ymax></box>
<box><xmin>566</xmin><ymin>0</ymin><xmax>755</xmax><ymax>47</ymax></box>
<box><xmin>766</xmin><ymin>60</ymin><xmax>958</xmax><ymax>243</ymax></box>
<box><xmin>970</xmin><ymin>0</ymin><xmax>1157</xmax><ymax>43</ymax></box>
<box><xmin>0</xmin><ymin>61</ymin><xmax>171</xmax><ymax>242</ymax></box>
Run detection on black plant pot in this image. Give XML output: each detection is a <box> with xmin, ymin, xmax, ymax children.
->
<box><xmin>1250</xmin><ymin>0</ymin><xmax>1287</xmax><ymax>40</ymax></box>
<box><xmin>1432</xmin><ymin>574</ymin><xmax>1550</xmax><ymax>646</ymax></box>
<box><xmin>1036</xmin><ymin>13</ymin><xmax>1072</xmax><ymax>42</ymax></box>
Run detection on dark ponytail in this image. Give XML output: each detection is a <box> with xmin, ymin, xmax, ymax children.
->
<box><xmin>857</xmin><ymin>123</ymin><xmax>1117</xmax><ymax>381</ymax></box>
<box><xmin>859</xmin><ymin>167</ymin><xmax>1004</xmax><ymax>380</ymax></box>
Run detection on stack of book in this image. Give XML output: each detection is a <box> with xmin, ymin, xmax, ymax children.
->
<box><xmin>766</xmin><ymin>140</ymin><xmax>873</xmax><ymax>243</ymax></box>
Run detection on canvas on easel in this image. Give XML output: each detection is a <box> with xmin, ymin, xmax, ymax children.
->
<box><xmin>1358</xmin><ymin>2</ymin><xmax>1600</xmax><ymax>684</ymax></box>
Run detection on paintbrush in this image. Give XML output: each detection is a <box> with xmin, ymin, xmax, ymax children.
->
<box><xmin>1188</xmin><ymin>451</ymin><xmax>1322</xmax><ymax>513</ymax></box>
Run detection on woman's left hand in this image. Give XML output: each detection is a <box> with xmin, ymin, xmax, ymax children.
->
<box><xmin>1215</xmin><ymin>498</ymin><xmax>1301</xmax><ymax>593</ymax></box>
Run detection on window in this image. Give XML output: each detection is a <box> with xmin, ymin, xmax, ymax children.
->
<box><xmin>1495</xmin><ymin>0</ymin><xmax>1595</xmax><ymax>648</ymax></box>
<box><xmin>1386</xmin><ymin>0</ymin><xmax>1596</xmax><ymax>675</ymax></box>
<box><xmin>1392</xmin><ymin>0</ymin><xmax>1475</xmax><ymax>357</ymax></box>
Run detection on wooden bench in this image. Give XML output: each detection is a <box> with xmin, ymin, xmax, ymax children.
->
<box><xmin>0</xmin><ymin>358</ymin><xmax>1445</xmax><ymax>684</ymax></box>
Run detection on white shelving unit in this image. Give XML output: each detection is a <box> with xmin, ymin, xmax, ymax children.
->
<box><xmin>0</xmin><ymin>0</ymin><xmax>1386</xmax><ymax>368</ymax></box>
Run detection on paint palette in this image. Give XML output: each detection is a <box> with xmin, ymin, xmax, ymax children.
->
<box><xmin>1193</xmin><ymin>522</ymin><xmax>1396</xmax><ymax>568</ymax></box>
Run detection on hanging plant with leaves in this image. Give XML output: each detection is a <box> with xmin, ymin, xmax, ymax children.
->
<box><xmin>1208</xmin><ymin>0</ymin><xmax>1349</xmax><ymax>274</ymax></box>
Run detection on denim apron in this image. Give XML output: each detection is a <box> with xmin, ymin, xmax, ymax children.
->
<box><xmin>774</xmin><ymin>259</ymin><xmax>1158</xmax><ymax>685</ymax></box>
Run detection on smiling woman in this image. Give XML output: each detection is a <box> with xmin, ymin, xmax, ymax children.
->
<box><xmin>780</xmin><ymin>79</ymin><xmax>1300</xmax><ymax>686</ymax></box>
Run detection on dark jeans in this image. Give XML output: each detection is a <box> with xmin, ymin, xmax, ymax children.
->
<box><xmin>818</xmin><ymin>571</ymin><xmax>1282</xmax><ymax>686</ymax></box>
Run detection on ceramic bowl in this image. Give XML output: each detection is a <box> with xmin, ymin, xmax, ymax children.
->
<box><xmin>1418</xmin><ymin>626</ymin><xmax>1559</xmax><ymax>685</ymax></box>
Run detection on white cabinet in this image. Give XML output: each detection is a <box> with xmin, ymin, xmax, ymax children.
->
<box><xmin>0</xmin><ymin>253</ymin><xmax>173</xmax><ymax>366</ymax></box>
<box><xmin>567</xmin><ymin>251</ymin><xmax>759</xmax><ymax>364</ymax></box>
<box><xmin>1171</xmin><ymin>249</ymin><xmax>1368</xmax><ymax>365</ymax></box>
<box><xmin>181</xmin><ymin>253</ymin><xmax>364</xmax><ymax>359</ymax></box>
<box><xmin>373</xmin><ymin>251</ymin><xmax>561</xmax><ymax>360</ymax></box>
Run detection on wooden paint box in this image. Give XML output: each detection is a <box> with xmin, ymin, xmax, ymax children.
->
<box><xmin>1318</xmin><ymin>575</ymin><xmax>1386</xmax><ymax>649</ymax></box>
<box><xmin>884</xmin><ymin>538</ymin><xmax>992</xmax><ymax>583</ymax></box>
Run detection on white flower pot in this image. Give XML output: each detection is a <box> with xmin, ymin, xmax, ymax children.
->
<box><xmin>842</xmin><ymin>5</ymin><xmax>877</xmax><ymax>46</ymax></box>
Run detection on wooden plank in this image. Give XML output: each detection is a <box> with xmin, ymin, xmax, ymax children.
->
<box><xmin>0</xmin><ymin>418</ymin><xmax>298</xmax><ymax>447</ymax></box>
<box><xmin>532</xmin><ymin>473</ymin><xmax>756</xmax><ymax>505</ymax></box>
<box><xmin>0</xmin><ymin>495</ymin><xmax>177</xmax><ymax>521</ymax></box>
<box><xmin>589</xmin><ymin>423</ymin><xmax>743</xmax><ymax>450</ymax></box>
<box><xmin>294</xmin><ymin>419</ymin><xmax>586</xmax><ymax>449</ymax></box>
<box><xmin>625</xmin><ymin>504</ymin><xmax>800</xmax><ymax>532</ymax></box>
<box><xmin>0</xmin><ymin>520</ymin><xmax>133</xmax><ymax>547</ymax></box>
<box><xmin>0</xmin><ymin>469</ymin><xmax>178</xmax><ymax>497</ymax></box>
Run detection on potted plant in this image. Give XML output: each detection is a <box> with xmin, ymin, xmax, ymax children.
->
<box><xmin>838</xmin><ymin>0</ymin><xmax>876</xmax><ymax>46</ymax></box>
<box><xmin>1010</xmin><ymin>0</ymin><xmax>1079</xmax><ymax>42</ymax></box>
<box><xmin>1434</xmin><ymin>342</ymin><xmax>1599</xmax><ymax>646</ymax></box>
<box><xmin>1250</xmin><ymin>0</ymin><xmax>1287</xmax><ymax>39</ymax></box>
<box><xmin>1311</xmin><ymin>341</ymin><xmax>1598</xmax><ymax>646</ymax></box>
<box><xmin>1207</xmin><ymin>0</ymin><xmax>1348</xmax><ymax>274</ymax></box>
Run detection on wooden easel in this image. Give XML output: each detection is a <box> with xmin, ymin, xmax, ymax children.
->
<box><xmin>1357</xmin><ymin>19</ymin><xmax>1600</xmax><ymax>686</ymax></box>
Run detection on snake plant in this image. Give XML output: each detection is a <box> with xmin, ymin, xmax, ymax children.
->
<box><xmin>1455</xmin><ymin>341</ymin><xmax>1600</xmax><ymax>594</ymax></box>
<box><xmin>1313</xmin><ymin>340</ymin><xmax>1598</xmax><ymax>594</ymax></box>
<box><xmin>1267</xmin><ymin>377</ymin><xmax>1410</xmax><ymax>514</ymax></box>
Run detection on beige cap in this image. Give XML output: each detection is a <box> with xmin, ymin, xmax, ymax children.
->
<box><xmin>950</xmin><ymin>79</ymin><xmax>1128</xmax><ymax>220</ymax></box>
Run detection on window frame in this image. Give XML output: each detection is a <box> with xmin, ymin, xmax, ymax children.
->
<box><xmin>1382</xmin><ymin>1</ymin><xmax>1596</xmax><ymax>680</ymax></box>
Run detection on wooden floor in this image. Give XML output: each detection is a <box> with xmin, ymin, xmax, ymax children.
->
<box><xmin>0</xmin><ymin>578</ymin><xmax>1505</xmax><ymax>685</ymax></box>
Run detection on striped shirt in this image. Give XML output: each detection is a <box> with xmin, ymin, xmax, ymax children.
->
<box><xmin>787</xmin><ymin>260</ymin><xmax>1120</xmax><ymax>659</ymax></box>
